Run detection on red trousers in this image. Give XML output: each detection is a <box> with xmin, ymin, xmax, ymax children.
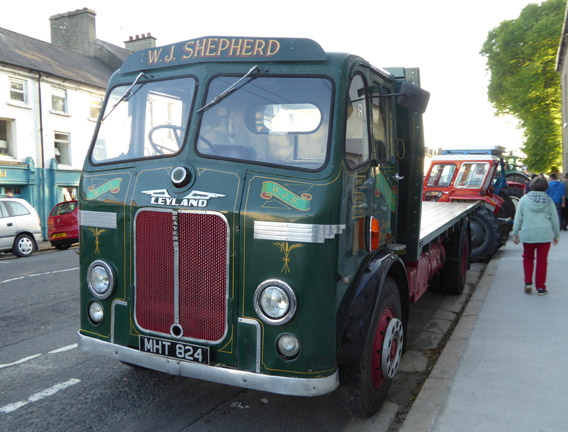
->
<box><xmin>522</xmin><ymin>242</ymin><xmax>551</xmax><ymax>290</ymax></box>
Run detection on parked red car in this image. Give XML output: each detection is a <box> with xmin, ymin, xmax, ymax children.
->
<box><xmin>47</xmin><ymin>200</ymin><xmax>79</xmax><ymax>250</ymax></box>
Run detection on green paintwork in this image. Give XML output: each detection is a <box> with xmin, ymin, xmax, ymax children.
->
<box><xmin>78</xmin><ymin>38</ymin><xmax>427</xmax><ymax>385</ymax></box>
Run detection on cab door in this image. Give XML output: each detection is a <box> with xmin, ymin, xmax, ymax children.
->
<box><xmin>368</xmin><ymin>74</ymin><xmax>398</xmax><ymax>246</ymax></box>
<box><xmin>341</xmin><ymin>72</ymin><xmax>376</xmax><ymax>276</ymax></box>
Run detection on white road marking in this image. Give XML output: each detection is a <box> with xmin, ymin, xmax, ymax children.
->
<box><xmin>0</xmin><ymin>277</ymin><xmax>24</xmax><ymax>284</ymax></box>
<box><xmin>0</xmin><ymin>344</ymin><xmax>78</xmax><ymax>369</ymax></box>
<box><xmin>0</xmin><ymin>379</ymin><xmax>81</xmax><ymax>413</ymax></box>
<box><xmin>48</xmin><ymin>344</ymin><xmax>77</xmax><ymax>354</ymax></box>
<box><xmin>0</xmin><ymin>267</ymin><xmax>79</xmax><ymax>284</ymax></box>
<box><xmin>0</xmin><ymin>354</ymin><xmax>42</xmax><ymax>370</ymax></box>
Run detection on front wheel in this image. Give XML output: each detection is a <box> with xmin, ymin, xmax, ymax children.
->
<box><xmin>341</xmin><ymin>277</ymin><xmax>403</xmax><ymax>417</ymax></box>
<box><xmin>13</xmin><ymin>234</ymin><xmax>35</xmax><ymax>257</ymax></box>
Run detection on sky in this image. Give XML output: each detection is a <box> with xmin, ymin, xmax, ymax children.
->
<box><xmin>0</xmin><ymin>0</ymin><xmax>548</xmax><ymax>153</ymax></box>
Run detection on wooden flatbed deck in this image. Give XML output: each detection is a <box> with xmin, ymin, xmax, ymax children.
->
<box><xmin>419</xmin><ymin>201</ymin><xmax>480</xmax><ymax>249</ymax></box>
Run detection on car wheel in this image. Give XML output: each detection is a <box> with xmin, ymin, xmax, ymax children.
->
<box><xmin>13</xmin><ymin>234</ymin><xmax>35</xmax><ymax>257</ymax></box>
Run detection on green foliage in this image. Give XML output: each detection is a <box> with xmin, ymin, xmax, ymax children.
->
<box><xmin>480</xmin><ymin>0</ymin><xmax>565</xmax><ymax>172</ymax></box>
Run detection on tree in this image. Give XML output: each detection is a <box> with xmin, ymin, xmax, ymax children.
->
<box><xmin>480</xmin><ymin>0</ymin><xmax>565</xmax><ymax>172</ymax></box>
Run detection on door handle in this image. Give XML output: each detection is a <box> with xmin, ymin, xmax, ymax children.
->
<box><xmin>7</xmin><ymin>222</ymin><xmax>13</xmax><ymax>227</ymax></box>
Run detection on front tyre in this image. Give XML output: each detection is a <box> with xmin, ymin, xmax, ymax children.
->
<box><xmin>341</xmin><ymin>277</ymin><xmax>403</xmax><ymax>417</ymax></box>
<box><xmin>13</xmin><ymin>234</ymin><xmax>35</xmax><ymax>257</ymax></box>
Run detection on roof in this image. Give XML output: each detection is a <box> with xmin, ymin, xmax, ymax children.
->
<box><xmin>431</xmin><ymin>155</ymin><xmax>501</xmax><ymax>162</ymax></box>
<box><xmin>0</xmin><ymin>26</ymin><xmax>127</xmax><ymax>88</ymax></box>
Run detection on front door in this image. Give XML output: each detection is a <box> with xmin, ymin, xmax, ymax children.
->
<box><xmin>341</xmin><ymin>72</ymin><xmax>376</xmax><ymax>278</ymax></box>
<box><xmin>368</xmin><ymin>72</ymin><xmax>398</xmax><ymax>246</ymax></box>
<box><xmin>0</xmin><ymin>201</ymin><xmax>16</xmax><ymax>250</ymax></box>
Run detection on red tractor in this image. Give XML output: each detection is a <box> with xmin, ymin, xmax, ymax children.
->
<box><xmin>423</xmin><ymin>153</ymin><xmax>515</xmax><ymax>262</ymax></box>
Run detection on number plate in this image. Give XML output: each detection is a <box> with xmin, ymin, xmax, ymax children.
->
<box><xmin>139</xmin><ymin>336</ymin><xmax>209</xmax><ymax>364</ymax></box>
<box><xmin>53</xmin><ymin>233</ymin><xmax>67</xmax><ymax>239</ymax></box>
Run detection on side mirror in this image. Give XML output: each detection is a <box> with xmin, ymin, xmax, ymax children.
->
<box><xmin>397</xmin><ymin>82</ymin><xmax>430</xmax><ymax>114</ymax></box>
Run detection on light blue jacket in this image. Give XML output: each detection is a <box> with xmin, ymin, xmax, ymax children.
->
<box><xmin>512</xmin><ymin>192</ymin><xmax>560</xmax><ymax>243</ymax></box>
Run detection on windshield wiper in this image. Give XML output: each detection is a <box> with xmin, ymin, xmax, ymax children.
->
<box><xmin>102</xmin><ymin>72</ymin><xmax>146</xmax><ymax>122</ymax></box>
<box><xmin>197</xmin><ymin>65</ymin><xmax>259</xmax><ymax>114</ymax></box>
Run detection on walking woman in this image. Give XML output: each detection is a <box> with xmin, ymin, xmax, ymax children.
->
<box><xmin>512</xmin><ymin>176</ymin><xmax>560</xmax><ymax>295</ymax></box>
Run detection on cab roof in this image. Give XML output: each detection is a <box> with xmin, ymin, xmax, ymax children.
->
<box><xmin>431</xmin><ymin>155</ymin><xmax>501</xmax><ymax>162</ymax></box>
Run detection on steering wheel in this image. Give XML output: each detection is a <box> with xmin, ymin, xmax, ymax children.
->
<box><xmin>148</xmin><ymin>125</ymin><xmax>184</xmax><ymax>155</ymax></box>
<box><xmin>198</xmin><ymin>135</ymin><xmax>219</xmax><ymax>155</ymax></box>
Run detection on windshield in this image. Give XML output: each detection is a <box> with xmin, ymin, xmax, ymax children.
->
<box><xmin>196</xmin><ymin>76</ymin><xmax>332</xmax><ymax>170</ymax></box>
<box><xmin>91</xmin><ymin>77</ymin><xmax>196</xmax><ymax>163</ymax></box>
<box><xmin>427</xmin><ymin>164</ymin><xmax>457</xmax><ymax>187</ymax></box>
<box><xmin>455</xmin><ymin>162</ymin><xmax>490</xmax><ymax>188</ymax></box>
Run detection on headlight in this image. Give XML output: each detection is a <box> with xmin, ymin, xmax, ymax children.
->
<box><xmin>424</xmin><ymin>191</ymin><xmax>443</xmax><ymax>201</ymax></box>
<box><xmin>277</xmin><ymin>334</ymin><xmax>301</xmax><ymax>358</ymax></box>
<box><xmin>254</xmin><ymin>280</ymin><xmax>297</xmax><ymax>325</ymax></box>
<box><xmin>87</xmin><ymin>260</ymin><xmax>114</xmax><ymax>299</ymax></box>
<box><xmin>88</xmin><ymin>301</ymin><xmax>104</xmax><ymax>324</ymax></box>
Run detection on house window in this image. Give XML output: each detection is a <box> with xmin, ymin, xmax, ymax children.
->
<box><xmin>90</xmin><ymin>95</ymin><xmax>102</xmax><ymax>119</ymax></box>
<box><xmin>54</xmin><ymin>132</ymin><xmax>70</xmax><ymax>165</ymax></box>
<box><xmin>51</xmin><ymin>87</ymin><xmax>68</xmax><ymax>114</ymax></box>
<box><xmin>0</xmin><ymin>120</ymin><xmax>13</xmax><ymax>156</ymax></box>
<box><xmin>10</xmin><ymin>79</ymin><xmax>27</xmax><ymax>104</ymax></box>
<box><xmin>0</xmin><ymin>187</ymin><xmax>22</xmax><ymax>197</ymax></box>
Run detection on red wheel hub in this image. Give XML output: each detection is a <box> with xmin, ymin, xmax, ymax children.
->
<box><xmin>371</xmin><ymin>307</ymin><xmax>394</xmax><ymax>388</ymax></box>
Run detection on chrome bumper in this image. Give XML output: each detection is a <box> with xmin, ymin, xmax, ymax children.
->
<box><xmin>78</xmin><ymin>332</ymin><xmax>339</xmax><ymax>397</ymax></box>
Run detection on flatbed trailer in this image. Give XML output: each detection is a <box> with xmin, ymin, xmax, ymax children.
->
<box><xmin>401</xmin><ymin>201</ymin><xmax>479</xmax><ymax>303</ymax></box>
<box><xmin>420</xmin><ymin>201</ymin><xmax>479</xmax><ymax>246</ymax></box>
<box><xmin>77</xmin><ymin>36</ymin><xmax>476</xmax><ymax>418</ymax></box>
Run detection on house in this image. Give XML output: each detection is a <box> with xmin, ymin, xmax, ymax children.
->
<box><xmin>0</xmin><ymin>8</ymin><xmax>155</xmax><ymax>236</ymax></box>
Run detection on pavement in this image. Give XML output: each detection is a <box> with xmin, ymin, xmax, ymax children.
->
<box><xmin>0</xmin><ymin>239</ymin><xmax>77</xmax><ymax>260</ymax></box>
<box><xmin>400</xmin><ymin>231</ymin><xmax>568</xmax><ymax>431</ymax></box>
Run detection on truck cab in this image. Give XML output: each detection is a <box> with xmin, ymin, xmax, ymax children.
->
<box><xmin>78</xmin><ymin>37</ymin><xmax>445</xmax><ymax>417</ymax></box>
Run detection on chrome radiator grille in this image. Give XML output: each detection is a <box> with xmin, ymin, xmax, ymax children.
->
<box><xmin>135</xmin><ymin>209</ymin><xmax>228</xmax><ymax>342</ymax></box>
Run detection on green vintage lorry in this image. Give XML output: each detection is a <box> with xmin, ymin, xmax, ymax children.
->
<box><xmin>78</xmin><ymin>36</ymin><xmax>478</xmax><ymax>416</ymax></box>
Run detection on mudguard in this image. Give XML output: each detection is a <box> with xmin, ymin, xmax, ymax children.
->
<box><xmin>338</xmin><ymin>249</ymin><xmax>409</xmax><ymax>364</ymax></box>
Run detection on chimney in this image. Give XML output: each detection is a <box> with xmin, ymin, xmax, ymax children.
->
<box><xmin>50</xmin><ymin>8</ymin><xmax>96</xmax><ymax>56</ymax></box>
<box><xmin>125</xmin><ymin>33</ymin><xmax>157</xmax><ymax>52</ymax></box>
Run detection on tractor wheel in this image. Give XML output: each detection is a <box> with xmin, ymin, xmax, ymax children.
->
<box><xmin>497</xmin><ymin>193</ymin><xmax>515</xmax><ymax>246</ymax></box>
<box><xmin>503</xmin><ymin>187</ymin><xmax>523</xmax><ymax>210</ymax></box>
<box><xmin>469</xmin><ymin>207</ymin><xmax>500</xmax><ymax>262</ymax></box>
<box><xmin>340</xmin><ymin>277</ymin><xmax>403</xmax><ymax>417</ymax></box>
<box><xmin>506</xmin><ymin>172</ymin><xmax>530</xmax><ymax>184</ymax></box>
<box><xmin>498</xmin><ymin>192</ymin><xmax>516</xmax><ymax>219</ymax></box>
